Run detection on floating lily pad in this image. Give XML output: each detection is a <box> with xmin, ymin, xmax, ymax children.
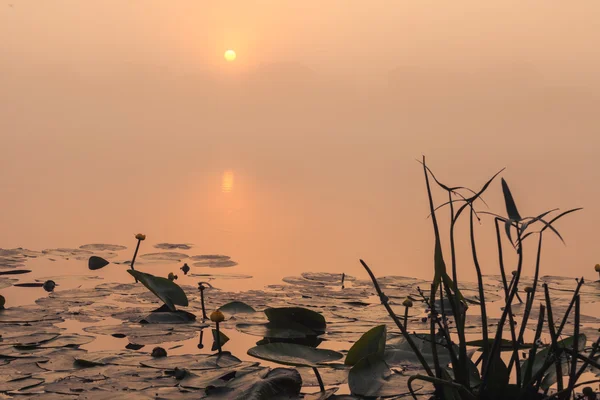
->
<box><xmin>140</xmin><ymin>351</ymin><xmax>242</xmax><ymax>370</ymax></box>
<box><xmin>348</xmin><ymin>353</ymin><xmax>419</xmax><ymax>397</ymax></box>
<box><xmin>154</xmin><ymin>243</ymin><xmax>193</xmax><ymax>250</ymax></box>
<box><xmin>247</xmin><ymin>343</ymin><xmax>343</xmax><ymax>367</ymax></box>
<box><xmin>203</xmin><ymin>367</ymin><xmax>302</xmax><ymax>400</ymax></box>
<box><xmin>0</xmin><ymin>269</ymin><xmax>32</xmax><ymax>276</ymax></box>
<box><xmin>190</xmin><ymin>273</ymin><xmax>252</xmax><ymax>280</ymax></box>
<box><xmin>139</xmin><ymin>252</ymin><xmax>189</xmax><ymax>262</ymax></box>
<box><xmin>80</xmin><ymin>244</ymin><xmax>127</xmax><ymax>252</ymax></box>
<box><xmin>0</xmin><ymin>278</ymin><xmax>15</xmax><ymax>289</ymax></box>
<box><xmin>219</xmin><ymin>301</ymin><xmax>256</xmax><ymax>316</ymax></box>
<box><xmin>88</xmin><ymin>256</ymin><xmax>110</xmax><ymax>270</ymax></box>
<box><xmin>191</xmin><ymin>255</ymin><xmax>238</xmax><ymax>268</ymax></box>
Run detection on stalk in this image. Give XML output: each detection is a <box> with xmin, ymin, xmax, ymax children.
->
<box><xmin>360</xmin><ymin>259</ymin><xmax>433</xmax><ymax>376</ymax></box>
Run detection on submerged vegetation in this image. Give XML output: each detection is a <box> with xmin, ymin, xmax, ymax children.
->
<box><xmin>0</xmin><ymin>159</ymin><xmax>599</xmax><ymax>399</ymax></box>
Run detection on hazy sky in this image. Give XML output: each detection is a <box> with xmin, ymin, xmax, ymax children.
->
<box><xmin>1</xmin><ymin>2</ymin><xmax>599</xmax><ymax>286</ymax></box>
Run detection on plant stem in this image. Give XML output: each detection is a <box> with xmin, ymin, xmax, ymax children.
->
<box><xmin>403</xmin><ymin>306</ymin><xmax>409</xmax><ymax>329</ymax></box>
<box><xmin>215</xmin><ymin>322</ymin><xmax>222</xmax><ymax>354</ymax></box>
<box><xmin>199</xmin><ymin>285</ymin><xmax>208</xmax><ymax>320</ymax></box>
<box><xmin>429</xmin><ymin>284</ymin><xmax>441</xmax><ymax>378</ymax></box>
<box><xmin>470</xmin><ymin>209</ymin><xmax>489</xmax><ymax>369</ymax></box>
<box><xmin>564</xmin><ymin>295</ymin><xmax>580</xmax><ymax>399</ymax></box>
<box><xmin>130</xmin><ymin>239</ymin><xmax>142</xmax><ymax>283</ymax></box>
<box><xmin>312</xmin><ymin>367</ymin><xmax>325</xmax><ymax>392</ymax></box>
<box><xmin>544</xmin><ymin>283</ymin><xmax>563</xmax><ymax>392</ymax></box>
<box><xmin>360</xmin><ymin>259</ymin><xmax>434</xmax><ymax>377</ymax></box>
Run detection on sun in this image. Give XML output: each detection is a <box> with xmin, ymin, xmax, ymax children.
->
<box><xmin>224</xmin><ymin>49</ymin><xmax>237</xmax><ymax>62</ymax></box>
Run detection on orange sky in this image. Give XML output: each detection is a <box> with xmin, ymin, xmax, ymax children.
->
<box><xmin>1</xmin><ymin>1</ymin><xmax>599</xmax><ymax>286</ymax></box>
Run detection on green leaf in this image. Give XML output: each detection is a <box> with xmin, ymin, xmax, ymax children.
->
<box><xmin>219</xmin><ymin>301</ymin><xmax>256</xmax><ymax>316</ymax></box>
<box><xmin>247</xmin><ymin>343</ymin><xmax>342</xmax><ymax>368</ymax></box>
<box><xmin>212</xmin><ymin>329</ymin><xmax>230</xmax><ymax>351</ymax></box>
<box><xmin>127</xmin><ymin>269</ymin><xmax>188</xmax><ymax>311</ymax></box>
<box><xmin>265</xmin><ymin>307</ymin><xmax>326</xmax><ymax>334</ymax></box>
<box><xmin>348</xmin><ymin>353</ymin><xmax>417</xmax><ymax>397</ymax></box>
<box><xmin>203</xmin><ymin>367</ymin><xmax>302</xmax><ymax>400</ymax></box>
<box><xmin>501</xmin><ymin>178</ymin><xmax>521</xmax><ymax>221</ymax></box>
<box><xmin>345</xmin><ymin>324</ymin><xmax>386</xmax><ymax>366</ymax></box>
<box><xmin>520</xmin><ymin>334</ymin><xmax>586</xmax><ymax>383</ymax></box>
<box><xmin>88</xmin><ymin>256</ymin><xmax>110</xmax><ymax>270</ymax></box>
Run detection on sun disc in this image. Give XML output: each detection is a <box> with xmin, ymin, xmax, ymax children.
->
<box><xmin>224</xmin><ymin>50</ymin><xmax>237</xmax><ymax>62</ymax></box>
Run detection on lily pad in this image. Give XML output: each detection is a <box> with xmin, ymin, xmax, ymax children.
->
<box><xmin>247</xmin><ymin>343</ymin><xmax>343</xmax><ymax>367</ymax></box>
<box><xmin>139</xmin><ymin>252</ymin><xmax>189</xmax><ymax>262</ymax></box>
<box><xmin>348</xmin><ymin>353</ymin><xmax>418</xmax><ymax>397</ymax></box>
<box><xmin>219</xmin><ymin>301</ymin><xmax>256</xmax><ymax>316</ymax></box>
<box><xmin>203</xmin><ymin>367</ymin><xmax>302</xmax><ymax>400</ymax></box>
<box><xmin>80</xmin><ymin>244</ymin><xmax>127</xmax><ymax>252</ymax></box>
<box><xmin>154</xmin><ymin>243</ymin><xmax>193</xmax><ymax>250</ymax></box>
<box><xmin>127</xmin><ymin>270</ymin><xmax>188</xmax><ymax>311</ymax></box>
<box><xmin>88</xmin><ymin>256</ymin><xmax>110</xmax><ymax>270</ymax></box>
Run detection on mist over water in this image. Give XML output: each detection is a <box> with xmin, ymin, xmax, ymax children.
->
<box><xmin>1</xmin><ymin>1</ymin><xmax>599</xmax><ymax>288</ymax></box>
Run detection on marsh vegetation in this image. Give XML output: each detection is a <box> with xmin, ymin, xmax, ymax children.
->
<box><xmin>0</xmin><ymin>159</ymin><xmax>599</xmax><ymax>399</ymax></box>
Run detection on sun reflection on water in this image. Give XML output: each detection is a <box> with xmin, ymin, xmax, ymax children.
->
<box><xmin>222</xmin><ymin>170</ymin><xmax>234</xmax><ymax>193</ymax></box>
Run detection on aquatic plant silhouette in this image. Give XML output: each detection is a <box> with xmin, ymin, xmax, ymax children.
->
<box><xmin>358</xmin><ymin>157</ymin><xmax>597</xmax><ymax>399</ymax></box>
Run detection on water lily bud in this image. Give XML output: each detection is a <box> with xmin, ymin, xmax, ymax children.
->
<box><xmin>174</xmin><ymin>367</ymin><xmax>188</xmax><ymax>380</ymax></box>
<box><xmin>511</xmin><ymin>270</ymin><xmax>517</xmax><ymax>276</ymax></box>
<box><xmin>595</xmin><ymin>264</ymin><xmax>600</xmax><ymax>272</ymax></box>
<box><xmin>402</xmin><ymin>298</ymin><xmax>413</xmax><ymax>308</ymax></box>
<box><xmin>168</xmin><ymin>272</ymin><xmax>177</xmax><ymax>281</ymax></box>
<box><xmin>181</xmin><ymin>263</ymin><xmax>190</xmax><ymax>275</ymax></box>
<box><xmin>0</xmin><ymin>295</ymin><xmax>5</xmax><ymax>309</ymax></box>
<box><xmin>135</xmin><ymin>233</ymin><xmax>146</xmax><ymax>241</ymax></box>
<box><xmin>43</xmin><ymin>280</ymin><xmax>56</xmax><ymax>292</ymax></box>
<box><xmin>210</xmin><ymin>310</ymin><xmax>225</xmax><ymax>323</ymax></box>
<box><xmin>524</xmin><ymin>286</ymin><xmax>533</xmax><ymax>293</ymax></box>
<box><xmin>151</xmin><ymin>347</ymin><xmax>167</xmax><ymax>358</ymax></box>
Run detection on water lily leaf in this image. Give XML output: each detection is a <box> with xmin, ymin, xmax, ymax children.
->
<box><xmin>236</xmin><ymin>320</ymin><xmax>316</xmax><ymax>339</ymax></box>
<box><xmin>212</xmin><ymin>329</ymin><xmax>230</xmax><ymax>351</ymax></box>
<box><xmin>140</xmin><ymin>309</ymin><xmax>196</xmax><ymax>324</ymax></box>
<box><xmin>139</xmin><ymin>252</ymin><xmax>189</xmax><ymax>262</ymax></box>
<box><xmin>345</xmin><ymin>324</ymin><xmax>386</xmax><ymax>366</ymax></box>
<box><xmin>219</xmin><ymin>301</ymin><xmax>256</xmax><ymax>316</ymax></box>
<box><xmin>0</xmin><ymin>305</ymin><xmax>63</xmax><ymax>323</ymax></box>
<box><xmin>384</xmin><ymin>333</ymin><xmax>455</xmax><ymax>368</ymax></box>
<box><xmin>155</xmin><ymin>243</ymin><xmax>193</xmax><ymax>250</ymax></box>
<box><xmin>80</xmin><ymin>244</ymin><xmax>127</xmax><ymax>252</ymax></box>
<box><xmin>179</xmin><ymin>366</ymin><xmax>257</xmax><ymax>390</ymax></box>
<box><xmin>298</xmin><ymin>366</ymin><xmax>349</xmax><ymax>387</ymax></box>
<box><xmin>303</xmin><ymin>387</ymin><xmax>339</xmax><ymax>400</ymax></box>
<box><xmin>203</xmin><ymin>367</ymin><xmax>302</xmax><ymax>400</ymax></box>
<box><xmin>348</xmin><ymin>353</ymin><xmax>418</xmax><ymax>397</ymax></box>
<box><xmin>0</xmin><ymin>269</ymin><xmax>32</xmax><ymax>275</ymax></box>
<box><xmin>88</xmin><ymin>256</ymin><xmax>110</xmax><ymax>270</ymax></box>
<box><xmin>265</xmin><ymin>307</ymin><xmax>326</xmax><ymax>334</ymax></box>
<box><xmin>127</xmin><ymin>270</ymin><xmax>188</xmax><ymax>311</ymax></box>
<box><xmin>247</xmin><ymin>342</ymin><xmax>342</xmax><ymax>368</ymax></box>
<box><xmin>140</xmin><ymin>351</ymin><xmax>242</xmax><ymax>370</ymax></box>
<box><xmin>0</xmin><ymin>376</ymin><xmax>45</xmax><ymax>392</ymax></box>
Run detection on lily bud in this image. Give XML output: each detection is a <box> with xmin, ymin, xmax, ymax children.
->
<box><xmin>210</xmin><ymin>310</ymin><xmax>225</xmax><ymax>323</ymax></box>
<box><xmin>135</xmin><ymin>233</ymin><xmax>146</xmax><ymax>241</ymax></box>
<box><xmin>402</xmin><ymin>298</ymin><xmax>413</xmax><ymax>308</ymax></box>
